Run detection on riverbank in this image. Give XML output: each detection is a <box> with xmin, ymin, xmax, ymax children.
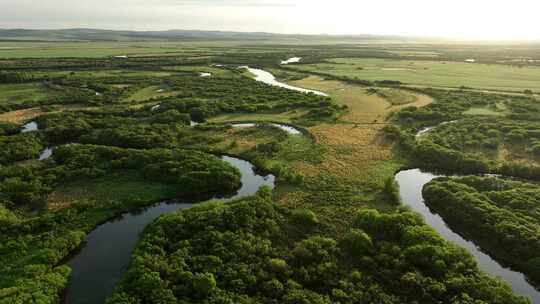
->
<box><xmin>62</xmin><ymin>156</ymin><xmax>275</xmax><ymax>304</ymax></box>
<box><xmin>396</xmin><ymin>169</ymin><xmax>540</xmax><ymax>302</ymax></box>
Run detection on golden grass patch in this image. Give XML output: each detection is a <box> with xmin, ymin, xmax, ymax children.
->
<box><xmin>0</xmin><ymin>107</ymin><xmax>44</xmax><ymax>123</ymax></box>
<box><xmin>0</xmin><ymin>104</ymin><xmax>100</xmax><ymax>124</ymax></box>
<box><xmin>305</xmin><ymin>124</ymin><xmax>392</xmax><ymax>180</ymax></box>
<box><xmin>292</xmin><ymin>76</ymin><xmax>432</xmax><ymax>124</ymax></box>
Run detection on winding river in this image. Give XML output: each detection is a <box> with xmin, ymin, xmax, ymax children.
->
<box><xmin>395</xmin><ymin>125</ymin><xmax>540</xmax><ymax>302</ymax></box>
<box><xmin>63</xmin><ymin>156</ymin><xmax>275</xmax><ymax>304</ymax></box>
<box><xmin>243</xmin><ymin>66</ymin><xmax>328</xmax><ymax>96</ymax></box>
<box><xmin>59</xmin><ymin>66</ymin><xmax>540</xmax><ymax>303</ymax></box>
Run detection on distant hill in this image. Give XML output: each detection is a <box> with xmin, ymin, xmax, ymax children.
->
<box><xmin>0</xmin><ymin>28</ymin><xmax>407</xmax><ymax>42</ymax></box>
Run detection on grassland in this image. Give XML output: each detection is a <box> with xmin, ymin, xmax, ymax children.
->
<box><xmin>209</xmin><ymin>109</ymin><xmax>311</xmax><ymax>123</ymax></box>
<box><xmin>464</xmin><ymin>107</ymin><xmax>505</xmax><ymax>116</ymax></box>
<box><xmin>32</xmin><ymin>70</ymin><xmax>174</xmax><ymax>79</ymax></box>
<box><xmin>0</xmin><ymin>42</ymin><xmax>223</xmax><ymax>58</ymax></box>
<box><xmin>292</xmin><ymin>58</ymin><xmax>540</xmax><ymax>92</ymax></box>
<box><xmin>209</xmin><ymin>73</ymin><xmax>432</xmax><ymax>222</ymax></box>
<box><xmin>0</xmin><ymin>104</ymin><xmax>97</xmax><ymax>124</ymax></box>
<box><xmin>373</xmin><ymin>87</ymin><xmax>418</xmax><ymax>105</ymax></box>
<box><xmin>47</xmin><ymin>172</ymin><xmax>178</xmax><ymax>210</ymax></box>
<box><xmin>0</xmin><ymin>83</ymin><xmax>60</xmax><ymax>106</ymax></box>
<box><xmin>122</xmin><ymin>86</ymin><xmax>177</xmax><ymax>102</ymax></box>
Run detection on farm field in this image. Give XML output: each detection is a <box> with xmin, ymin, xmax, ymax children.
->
<box><xmin>291</xmin><ymin>58</ymin><xmax>540</xmax><ymax>92</ymax></box>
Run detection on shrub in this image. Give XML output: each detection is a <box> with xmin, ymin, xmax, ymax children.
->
<box><xmin>292</xmin><ymin>209</ymin><xmax>319</xmax><ymax>226</ymax></box>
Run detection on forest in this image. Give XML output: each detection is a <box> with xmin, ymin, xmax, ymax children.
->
<box><xmin>108</xmin><ymin>191</ymin><xmax>527</xmax><ymax>304</ymax></box>
<box><xmin>423</xmin><ymin>176</ymin><xmax>540</xmax><ymax>285</ymax></box>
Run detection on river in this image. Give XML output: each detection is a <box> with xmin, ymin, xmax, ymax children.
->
<box><xmin>21</xmin><ymin>121</ymin><xmax>38</xmax><ymax>133</ymax></box>
<box><xmin>396</xmin><ymin>171</ymin><xmax>540</xmax><ymax>302</ymax></box>
<box><xmin>63</xmin><ymin>156</ymin><xmax>275</xmax><ymax>304</ymax></box>
<box><xmin>232</xmin><ymin>123</ymin><xmax>302</xmax><ymax>135</ymax></box>
<box><xmin>281</xmin><ymin>57</ymin><xmax>301</xmax><ymax>65</ymax></box>
<box><xmin>243</xmin><ymin>66</ymin><xmax>328</xmax><ymax>96</ymax></box>
<box><xmin>416</xmin><ymin>120</ymin><xmax>458</xmax><ymax>138</ymax></box>
<box><xmin>61</xmin><ymin>69</ymin><xmax>539</xmax><ymax>303</ymax></box>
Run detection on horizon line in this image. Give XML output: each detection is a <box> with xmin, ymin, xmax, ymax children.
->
<box><xmin>1</xmin><ymin>27</ymin><xmax>540</xmax><ymax>43</ymax></box>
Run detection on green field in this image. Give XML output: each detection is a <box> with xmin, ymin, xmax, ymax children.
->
<box><xmin>0</xmin><ymin>83</ymin><xmax>59</xmax><ymax>105</ymax></box>
<box><xmin>32</xmin><ymin>70</ymin><xmax>174</xmax><ymax>79</ymax></box>
<box><xmin>464</xmin><ymin>107</ymin><xmax>505</xmax><ymax>116</ymax></box>
<box><xmin>0</xmin><ymin>42</ymin><xmax>221</xmax><ymax>58</ymax></box>
<box><xmin>292</xmin><ymin>58</ymin><xmax>540</xmax><ymax>92</ymax></box>
<box><xmin>0</xmin><ymin>41</ymin><xmax>277</xmax><ymax>59</ymax></box>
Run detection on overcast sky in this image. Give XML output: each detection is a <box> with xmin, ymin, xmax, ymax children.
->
<box><xmin>1</xmin><ymin>0</ymin><xmax>539</xmax><ymax>40</ymax></box>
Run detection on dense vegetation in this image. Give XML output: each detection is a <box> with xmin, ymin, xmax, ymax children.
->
<box><xmin>424</xmin><ymin>176</ymin><xmax>540</xmax><ymax>286</ymax></box>
<box><xmin>0</xmin><ymin>144</ymin><xmax>243</xmax><ymax>303</ymax></box>
<box><xmin>386</xmin><ymin>89</ymin><xmax>540</xmax><ymax>177</ymax></box>
<box><xmin>1</xmin><ymin>43</ymin><xmax>538</xmax><ymax>304</ymax></box>
<box><xmin>109</xmin><ymin>193</ymin><xmax>527</xmax><ymax>304</ymax></box>
<box><xmin>0</xmin><ymin>55</ymin><xmax>341</xmax><ymax>303</ymax></box>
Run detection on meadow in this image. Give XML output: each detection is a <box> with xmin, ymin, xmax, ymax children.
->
<box><xmin>0</xmin><ymin>83</ymin><xmax>60</xmax><ymax>106</ymax></box>
<box><xmin>0</xmin><ymin>41</ymin><xmax>235</xmax><ymax>58</ymax></box>
<box><xmin>291</xmin><ymin>58</ymin><xmax>540</xmax><ymax>92</ymax></box>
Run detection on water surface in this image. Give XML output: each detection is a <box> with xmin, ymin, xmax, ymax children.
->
<box><xmin>39</xmin><ymin>147</ymin><xmax>54</xmax><ymax>160</ymax></box>
<box><xmin>232</xmin><ymin>123</ymin><xmax>302</xmax><ymax>135</ymax></box>
<box><xmin>243</xmin><ymin>67</ymin><xmax>328</xmax><ymax>96</ymax></box>
<box><xmin>21</xmin><ymin>121</ymin><xmax>38</xmax><ymax>133</ymax></box>
<box><xmin>415</xmin><ymin>120</ymin><xmax>458</xmax><ymax>137</ymax></box>
<box><xmin>396</xmin><ymin>169</ymin><xmax>540</xmax><ymax>303</ymax></box>
<box><xmin>63</xmin><ymin>156</ymin><xmax>275</xmax><ymax>304</ymax></box>
<box><xmin>281</xmin><ymin>57</ymin><xmax>301</xmax><ymax>65</ymax></box>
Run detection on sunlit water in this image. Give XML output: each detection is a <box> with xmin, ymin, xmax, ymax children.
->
<box><xmin>416</xmin><ymin>120</ymin><xmax>458</xmax><ymax>137</ymax></box>
<box><xmin>21</xmin><ymin>121</ymin><xmax>38</xmax><ymax>133</ymax></box>
<box><xmin>63</xmin><ymin>156</ymin><xmax>275</xmax><ymax>304</ymax></box>
<box><xmin>281</xmin><ymin>57</ymin><xmax>301</xmax><ymax>65</ymax></box>
<box><xmin>243</xmin><ymin>66</ymin><xmax>328</xmax><ymax>96</ymax></box>
<box><xmin>38</xmin><ymin>147</ymin><xmax>54</xmax><ymax>160</ymax></box>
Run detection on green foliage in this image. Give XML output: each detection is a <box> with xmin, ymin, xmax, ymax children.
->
<box><xmin>193</xmin><ymin>272</ymin><xmax>217</xmax><ymax>297</ymax></box>
<box><xmin>109</xmin><ymin>199</ymin><xmax>528</xmax><ymax>304</ymax></box>
<box><xmin>389</xmin><ymin>89</ymin><xmax>540</xmax><ymax>177</ymax></box>
<box><xmin>51</xmin><ymin>144</ymin><xmax>242</xmax><ymax>195</ymax></box>
<box><xmin>291</xmin><ymin>209</ymin><xmax>319</xmax><ymax>226</ymax></box>
<box><xmin>0</xmin><ymin>133</ymin><xmax>44</xmax><ymax>164</ymax></box>
<box><xmin>344</xmin><ymin>228</ymin><xmax>373</xmax><ymax>255</ymax></box>
<box><xmin>526</xmin><ymin>258</ymin><xmax>540</xmax><ymax>283</ymax></box>
<box><xmin>424</xmin><ymin>176</ymin><xmax>540</xmax><ymax>285</ymax></box>
<box><xmin>384</xmin><ymin>177</ymin><xmax>401</xmax><ymax>205</ymax></box>
<box><xmin>0</xmin><ymin>144</ymin><xmax>242</xmax><ymax>303</ymax></box>
<box><xmin>0</xmin><ymin>72</ymin><xmax>34</xmax><ymax>84</ymax></box>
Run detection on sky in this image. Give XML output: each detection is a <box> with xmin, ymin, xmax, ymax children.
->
<box><xmin>1</xmin><ymin>0</ymin><xmax>539</xmax><ymax>40</ymax></box>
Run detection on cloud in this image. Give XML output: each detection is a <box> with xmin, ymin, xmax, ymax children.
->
<box><xmin>0</xmin><ymin>0</ymin><xmax>539</xmax><ymax>39</ymax></box>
